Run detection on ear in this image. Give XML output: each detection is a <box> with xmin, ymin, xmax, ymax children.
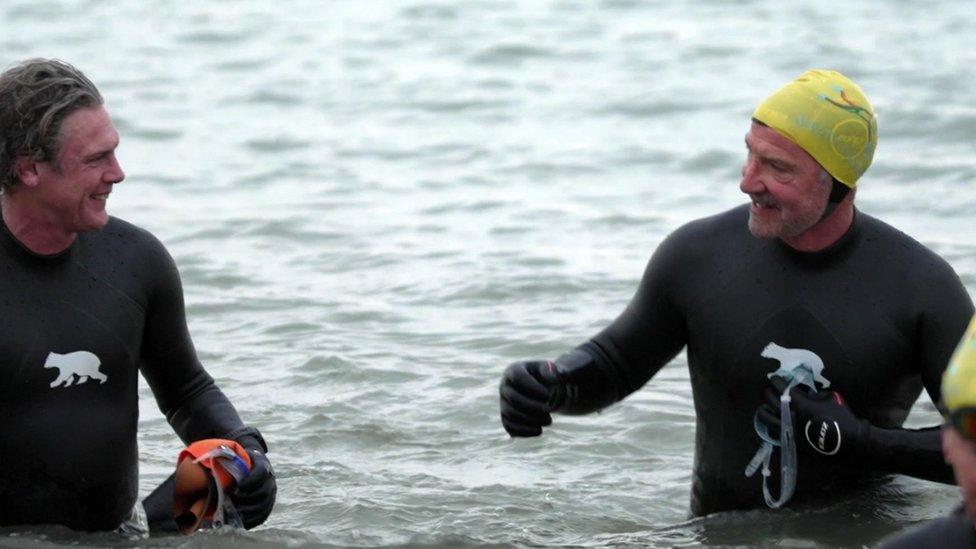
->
<box><xmin>13</xmin><ymin>156</ymin><xmax>41</xmax><ymax>188</ymax></box>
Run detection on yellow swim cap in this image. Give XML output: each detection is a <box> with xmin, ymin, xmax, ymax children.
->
<box><xmin>943</xmin><ymin>315</ymin><xmax>976</xmax><ymax>412</ymax></box>
<box><xmin>753</xmin><ymin>69</ymin><xmax>877</xmax><ymax>188</ymax></box>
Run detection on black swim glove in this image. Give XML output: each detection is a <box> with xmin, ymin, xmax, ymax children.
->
<box><xmin>499</xmin><ymin>360</ymin><xmax>563</xmax><ymax>437</ymax></box>
<box><xmin>756</xmin><ymin>381</ymin><xmax>872</xmax><ymax>459</ymax></box>
<box><xmin>230</xmin><ymin>448</ymin><xmax>277</xmax><ymax>529</ymax></box>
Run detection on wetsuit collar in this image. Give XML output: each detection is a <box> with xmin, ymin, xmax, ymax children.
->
<box><xmin>775</xmin><ymin>207</ymin><xmax>861</xmax><ymax>263</ymax></box>
<box><xmin>0</xmin><ymin>208</ymin><xmax>74</xmax><ymax>265</ymax></box>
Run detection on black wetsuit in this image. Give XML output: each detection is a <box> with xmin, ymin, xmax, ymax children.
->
<box><xmin>0</xmin><ymin>215</ymin><xmax>248</xmax><ymax>531</ymax></box>
<box><xmin>878</xmin><ymin>505</ymin><xmax>976</xmax><ymax>548</ymax></box>
<box><xmin>564</xmin><ymin>205</ymin><xmax>973</xmax><ymax>516</ymax></box>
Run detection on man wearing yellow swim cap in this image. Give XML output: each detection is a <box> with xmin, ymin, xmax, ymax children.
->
<box><xmin>744</xmin><ymin>69</ymin><xmax>876</xmax><ymax>250</ymax></box>
<box><xmin>499</xmin><ymin>69</ymin><xmax>974</xmax><ymax>517</ymax></box>
<box><xmin>880</xmin><ymin>315</ymin><xmax>976</xmax><ymax>547</ymax></box>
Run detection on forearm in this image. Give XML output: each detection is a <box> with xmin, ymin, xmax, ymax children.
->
<box><xmin>550</xmin><ymin>346</ymin><xmax>626</xmax><ymax>415</ymax></box>
<box><xmin>545</xmin><ymin>227</ymin><xmax>687</xmax><ymax>415</ymax></box>
<box><xmin>552</xmin><ymin>326</ymin><xmax>683</xmax><ymax>415</ymax></box>
<box><xmin>862</xmin><ymin>425</ymin><xmax>953</xmax><ymax>484</ymax></box>
<box><xmin>142</xmin><ymin>350</ymin><xmax>253</xmax><ymax>447</ymax></box>
<box><xmin>164</xmin><ymin>379</ymin><xmax>248</xmax><ymax>445</ymax></box>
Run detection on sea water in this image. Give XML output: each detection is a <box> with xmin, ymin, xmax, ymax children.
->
<box><xmin>1</xmin><ymin>1</ymin><xmax>974</xmax><ymax>547</ymax></box>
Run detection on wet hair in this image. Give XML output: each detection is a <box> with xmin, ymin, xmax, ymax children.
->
<box><xmin>0</xmin><ymin>58</ymin><xmax>103</xmax><ymax>191</ymax></box>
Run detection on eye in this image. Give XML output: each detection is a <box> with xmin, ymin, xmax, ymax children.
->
<box><xmin>769</xmin><ymin>162</ymin><xmax>794</xmax><ymax>183</ymax></box>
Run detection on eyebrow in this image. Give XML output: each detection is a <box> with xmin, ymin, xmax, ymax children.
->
<box><xmin>83</xmin><ymin>149</ymin><xmax>111</xmax><ymax>161</ymax></box>
<box><xmin>744</xmin><ymin>136</ymin><xmax>796</xmax><ymax>170</ymax></box>
<box><xmin>83</xmin><ymin>136</ymin><xmax>120</xmax><ymax>161</ymax></box>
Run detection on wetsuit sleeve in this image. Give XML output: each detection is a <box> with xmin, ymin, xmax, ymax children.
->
<box><xmin>865</xmin><ymin>260</ymin><xmax>974</xmax><ymax>483</ymax></box>
<box><xmin>138</xmin><ymin>244</ymin><xmax>250</xmax><ymax>446</ymax></box>
<box><xmin>915</xmin><ymin>266</ymin><xmax>974</xmax><ymax>409</ymax></box>
<box><xmin>860</xmin><ymin>426</ymin><xmax>949</xmax><ymax>483</ymax></box>
<box><xmin>554</xmin><ymin>230</ymin><xmax>689</xmax><ymax>414</ymax></box>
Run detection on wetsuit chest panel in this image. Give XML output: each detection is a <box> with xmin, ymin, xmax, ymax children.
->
<box><xmin>676</xmin><ymin>210</ymin><xmax>927</xmax><ymax>421</ymax></box>
<box><xmin>686</xmin><ymin>273</ymin><xmax>921</xmax><ymax>423</ymax></box>
<box><xmin>0</xmin><ymin>262</ymin><xmax>144</xmax><ymax>397</ymax></box>
<box><xmin>0</xmin><ymin>222</ymin><xmax>152</xmax><ymax>530</ymax></box>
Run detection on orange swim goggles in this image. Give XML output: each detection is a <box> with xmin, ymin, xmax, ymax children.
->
<box><xmin>173</xmin><ymin>438</ymin><xmax>252</xmax><ymax>534</ymax></box>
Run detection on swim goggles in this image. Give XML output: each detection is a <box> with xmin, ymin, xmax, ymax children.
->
<box><xmin>194</xmin><ymin>445</ymin><xmax>251</xmax><ymax>485</ymax></box>
<box><xmin>947</xmin><ymin>407</ymin><xmax>976</xmax><ymax>441</ymax></box>
<box><xmin>173</xmin><ymin>439</ymin><xmax>252</xmax><ymax>533</ymax></box>
<box><xmin>745</xmin><ymin>362</ymin><xmax>830</xmax><ymax>509</ymax></box>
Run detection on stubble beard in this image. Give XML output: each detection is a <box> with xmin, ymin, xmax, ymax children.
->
<box><xmin>746</xmin><ymin>192</ymin><xmax>829</xmax><ymax>240</ymax></box>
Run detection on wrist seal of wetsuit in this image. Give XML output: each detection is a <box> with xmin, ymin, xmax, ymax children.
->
<box><xmin>549</xmin><ymin>348</ymin><xmax>619</xmax><ymax>415</ymax></box>
<box><xmin>223</xmin><ymin>426</ymin><xmax>269</xmax><ymax>453</ymax></box>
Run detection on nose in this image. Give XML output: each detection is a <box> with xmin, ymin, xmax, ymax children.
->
<box><xmin>105</xmin><ymin>153</ymin><xmax>125</xmax><ymax>185</ymax></box>
<box><xmin>739</xmin><ymin>155</ymin><xmax>764</xmax><ymax>195</ymax></box>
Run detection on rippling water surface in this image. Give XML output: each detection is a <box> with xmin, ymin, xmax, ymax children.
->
<box><xmin>2</xmin><ymin>1</ymin><xmax>976</xmax><ymax>547</ymax></box>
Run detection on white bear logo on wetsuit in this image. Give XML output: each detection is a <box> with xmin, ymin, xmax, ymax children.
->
<box><xmin>44</xmin><ymin>351</ymin><xmax>108</xmax><ymax>388</ymax></box>
<box><xmin>760</xmin><ymin>342</ymin><xmax>831</xmax><ymax>388</ymax></box>
<box><xmin>761</xmin><ymin>342</ymin><xmax>841</xmax><ymax>455</ymax></box>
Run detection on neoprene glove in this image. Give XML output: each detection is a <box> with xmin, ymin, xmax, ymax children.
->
<box><xmin>230</xmin><ymin>448</ymin><xmax>277</xmax><ymax>529</ymax></box>
<box><xmin>499</xmin><ymin>360</ymin><xmax>563</xmax><ymax>437</ymax></box>
<box><xmin>756</xmin><ymin>381</ymin><xmax>873</xmax><ymax>459</ymax></box>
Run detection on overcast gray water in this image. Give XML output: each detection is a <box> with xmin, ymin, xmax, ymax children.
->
<box><xmin>2</xmin><ymin>1</ymin><xmax>976</xmax><ymax>547</ymax></box>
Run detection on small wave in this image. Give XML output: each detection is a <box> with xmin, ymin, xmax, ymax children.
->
<box><xmin>235</xmin><ymin>88</ymin><xmax>306</xmax><ymax>107</ymax></box>
<box><xmin>177</xmin><ymin>29</ymin><xmax>252</xmax><ymax>45</ymax></box>
<box><xmin>470</xmin><ymin>44</ymin><xmax>556</xmax><ymax>66</ymax></box>
<box><xmin>680</xmin><ymin>149</ymin><xmax>736</xmax><ymax>172</ymax></box>
<box><xmin>601</xmin><ymin>0</ymin><xmax>644</xmax><ymax>9</ymax></box>
<box><xmin>262</xmin><ymin>321</ymin><xmax>322</xmax><ymax>336</ymax></box>
<box><xmin>421</xmin><ymin>200</ymin><xmax>508</xmax><ymax>215</ymax></box>
<box><xmin>597</xmin><ymin>98</ymin><xmax>731</xmax><ymax>118</ymax></box>
<box><xmin>211</xmin><ymin>58</ymin><xmax>273</xmax><ymax>72</ymax></box>
<box><xmin>493</xmin><ymin>159</ymin><xmax>602</xmax><ymax>178</ymax></box>
<box><xmin>126</xmin><ymin>127</ymin><xmax>183</xmax><ymax>141</ymax></box>
<box><xmin>593</xmin><ymin>212</ymin><xmax>664</xmax><ymax>228</ymax></box>
<box><xmin>400</xmin><ymin>3</ymin><xmax>460</xmax><ymax>20</ymax></box>
<box><xmin>242</xmin><ymin>137</ymin><xmax>312</xmax><ymax>152</ymax></box>
<box><xmin>404</xmin><ymin>98</ymin><xmax>511</xmax><ymax>114</ymax></box>
<box><xmin>935</xmin><ymin>114</ymin><xmax>976</xmax><ymax>142</ymax></box>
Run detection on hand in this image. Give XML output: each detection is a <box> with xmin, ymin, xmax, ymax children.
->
<box><xmin>756</xmin><ymin>381</ymin><xmax>871</xmax><ymax>458</ymax></box>
<box><xmin>230</xmin><ymin>449</ymin><xmax>277</xmax><ymax>529</ymax></box>
<box><xmin>499</xmin><ymin>360</ymin><xmax>562</xmax><ymax>437</ymax></box>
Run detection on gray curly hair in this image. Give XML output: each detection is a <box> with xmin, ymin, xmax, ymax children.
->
<box><xmin>0</xmin><ymin>58</ymin><xmax>103</xmax><ymax>191</ymax></box>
